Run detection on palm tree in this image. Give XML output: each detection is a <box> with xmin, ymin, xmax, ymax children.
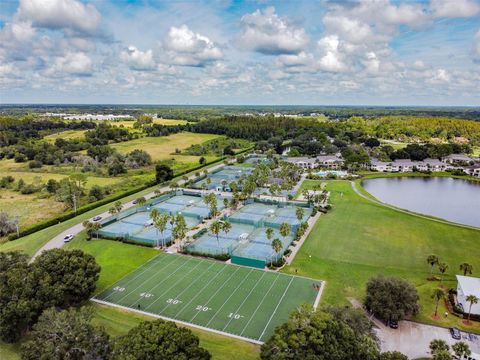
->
<box><xmin>431</xmin><ymin>288</ymin><xmax>445</xmax><ymax>317</ymax></box>
<box><xmin>265</xmin><ymin>227</ymin><xmax>274</xmax><ymax>242</ymax></box>
<box><xmin>222</xmin><ymin>221</ymin><xmax>232</xmax><ymax>239</ymax></box>
<box><xmin>114</xmin><ymin>200</ymin><xmax>123</xmax><ymax>213</ymax></box>
<box><xmin>429</xmin><ymin>339</ymin><xmax>449</xmax><ymax>355</ymax></box>
<box><xmin>452</xmin><ymin>342</ymin><xmax>471</xmax><ymax>358</ymax></box>
<box><xmin>136</xmin><ymin>197</ymin><xmax>146</xmax><ymax>207</ymax></box>
<box><xmin>295</xmin><ymin>207</ymin><xmax>305</xmax><ymax>223</ymax></box>
<box><xmin>90</xmin><ymin>222</ymin><xmax>102</xmax><ymax>239</ymax></box>
<box><xmin>438</xmin><ymin>263</ymin><xmax>448</xmax><ymax>282</ymax></box>
<box><xmin>203</xmin><ymin>193</ymin><xmax>218</xmax><ymax>218</ymax></box>
<box><xmin>108</xmin><ymin>207</ymin><xmax>117</xmax><ymax>216</ymax></box>
<box><xmin>279</xmin><ymin>222</ymin><xmax>291</xmax><ymax>240</ymax></box>
<box><xmin>223</xmin><ymin>198</ymin><xmax>229</xmax><ymax>210</ymax></box>
<box><xmin>427</xmin><ymin>255</ymin><xmax>439</xmax><ymax>275</ymax></box>
<box><xmin>460</xmin><ymin>262</ymin><xmax>473</xmax><ymax>276</ymax></box>
<box><xmin>82</xmin><ymin>220</ymin><xmax>93</xmax><ymax>238</ymax></box>
<box><xmin>154</xmin><ymin>213</ymin><xmax>170</xmax><ymax>248</ymax></box>
<box><xmin>466</xmin><ymin>294</ymin><xmax>479</xmax><ymax>322</ymax></box>
<box><xmin>209</xmin><ymin>220</ymin><xmax>223</xmax><ymax>247</ymax></box>
<box><xmin>149</xmin><ymin>208</ymin><xmax>160</xmax><ymax>222</ymax></box>
<box><xmin>172</xmin><ymin>214</ymin><xmax>187</xmax><ymax>249</ymax></box>
<box><xmin>271</xmin><ymin>238</ymin><xmax>283</xmax><ymax>265</ymax></box>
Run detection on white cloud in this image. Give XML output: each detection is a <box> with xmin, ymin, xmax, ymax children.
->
<box><xmin>474</xmin><ymin>30</ymin><xmax>480</xmax><ymax>60</ymax></box>
<box><xmin>18</xmin><ymin>0</ymin><xmax>101</xmax><ymax>35</ymax></box>
<box><xmin>163</xmin><ymin>25</ymin><xmax>223</xmax><ymax>66</ymax></box>
<box><xmin>48</xmin><ymin>52</ymin><xmax>93</xmax><ymax>75</ymax></box>
<box><xmin>121</xmin><ymin>46</ymin><xmax>156</xmax><ymax>71</ymax></box>
<box><xmin>317</xmin><ymin>35</ymin><xmax>348</xmax><ymax>73</ymax></box>
<box><xmin>431</xmin><ymin>0</ymin><xmax>480</xmax><ymax>18</ymax></box>
<box><xmin>238</xmin><ymin>7</ymin><xmax>309</xmax><ymax>55</ymax></box>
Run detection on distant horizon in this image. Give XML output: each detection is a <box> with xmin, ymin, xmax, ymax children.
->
<box><xmin>1</xmin><ymin>103</ymin><xmax>480</xmax><ymax>109</ymax></box>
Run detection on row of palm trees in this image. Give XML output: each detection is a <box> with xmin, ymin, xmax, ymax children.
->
<box><xmin>426</xmin><ymin>254</ymin><xmax>473</xmax><ymax>281</ymax></box>
<box><xmin>149</xmin><ymin>208</ymin><xmax>187</xmax><ymax>248</ymax></box>
<box><xmin>430</xmin><ymin>339</ymin><xmax>472</xmax><ymax>359</ymax></box>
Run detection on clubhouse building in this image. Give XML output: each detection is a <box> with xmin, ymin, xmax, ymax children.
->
<box><xmin>456</xmin><ymin>275</ymin><xmax>480</xmax><ymax>315</ymax></box>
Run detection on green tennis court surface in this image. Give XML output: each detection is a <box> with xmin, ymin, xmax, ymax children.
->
<box><xmin>93</xmin><ymin>253</ymin><xmax>322</xmax><ymax>343</ymax></box>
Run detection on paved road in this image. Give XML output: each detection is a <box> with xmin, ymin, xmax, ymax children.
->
<box><xmin>31</xmin><ymin>162</ymin><xmax>227</xmax><ymax>260</ymax></box>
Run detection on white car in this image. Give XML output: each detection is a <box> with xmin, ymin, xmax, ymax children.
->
<box><xmin>63</xmin><ymin>234</ymin><xmax>74</xmax><ymax>242</ymax></box>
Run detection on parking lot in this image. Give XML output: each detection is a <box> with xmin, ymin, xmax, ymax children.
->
<box><xmin>376</xmin><ymin>320</ymin><xmax>480</xmax><ymax>359</ymax></box>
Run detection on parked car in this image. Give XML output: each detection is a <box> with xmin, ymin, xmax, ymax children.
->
<box><xmin>63</xmin><ymin>234</ymin><xmax>74</xmax><ymax>243</ymax></box>
<box><xmin>449</xmin><ymin>327</ymin><xmax>461</xmax><ymax>340</ymax></box>
<box><xmin>388</xmin><ymin>320</ymin><xmax>399</xmax><ymax>329</ymax></box>
<box><xmin>92</xmin><ymin>216</ymin><xmax>102</xmax><ymax>222</ymax></box>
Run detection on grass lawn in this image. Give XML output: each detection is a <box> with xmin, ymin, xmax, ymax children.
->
<box><xmin>44</xmin><ymin>129</ymin><xmax>86</xmax><ymax>142</ymax></box>
<box><xmin>110</xmin><ymin>132</ymin><xmax>221</xmax><ymax>161</ymax></box>
<box><xmin>285</xmin><ymin>179</ymin><xmax>480</xmax><ymax>333</ymax></box>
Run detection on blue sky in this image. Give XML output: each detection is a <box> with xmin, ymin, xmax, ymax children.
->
<box><xmin>0</xmin><ymin>0</ymin><xmax>479</xmax><ymax>105</ymax></box>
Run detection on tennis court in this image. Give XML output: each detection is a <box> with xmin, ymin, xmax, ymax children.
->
<box><xmin>92</xmin><ymin>253</ymin><xmax>322</xmax><ymax>344</ymax></box>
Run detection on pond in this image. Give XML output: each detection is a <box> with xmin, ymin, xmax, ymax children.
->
<box><xmin>363</xmin><ymin>176</ymin><xmax>480</xmax><ymax>228</ymax></box>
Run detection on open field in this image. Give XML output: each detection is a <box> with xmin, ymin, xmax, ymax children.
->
<box><xmin>94</xmin><ymin>252</ymin><xmax>320</xmax><ymax>343</ymax></box>
<box><xmin>0</xmin><ymin>189</ymin><xmax>65</xmax><ymax>230</ymax></box>
<box><xmin>108</xmin><ymin>118</ymin><xmax>191</xmax><ymax>128</ymax></box>
<box><xmin>285</xmin><ymin>179</ymin><xmax>480</xmax><ymax>333</ymax></box>
<box><xmin>110</xmin><ymin>132</ymin><xmax>221</xmax><ymax>161</ymax></box>
<box><xmin>44</xmin><ymin>129</ymin><xmax>87</xmax><ymax>142</ymax></box>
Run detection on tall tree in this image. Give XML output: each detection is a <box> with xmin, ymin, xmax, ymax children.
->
<box><xmin>21</xmin><ymin>307</ymin><xmax>110</xmax><ymax>360</ymax></box>
<box><xmin>271</xmin><ymin>238</ymin><xmax>283</xmax><ymax>265</ymax></box>
<box><xmin>364</xmin><ymin>275</ymin><xmax>419</xmax><ymax>323</ymax></box>
<box><xmin>209</xmin><ymin>220</ymin><xmax>223</xmax><ymax>248</ymax></box>
<box><xmin>172</xmin><ymin>214</ymin><xmax>187</xmax><ymax>249</ymax></box>
<box><xmin>466</xmin><ymin>295</ymin><xmax>479</xmax><ymax>322</ymax></box>
<box><xmin>460</xmin><ymin>262</ymin><xmax>473</xmax><ymax>276</ymax></box>
<box><xmin>438</xmin><ymin>263</ymin><xmax>448</xmax><ymax>282</ymax></box>
<box><xmin>429</xmin><ymin>339</ymin><xmax>449</xmax><ymax>355</ymax></box>
<box><xmin>295</xmin><ymin>207</ymin><xmax>305</xmax><ymax>223</ymax></box>
<box><xmin>279</xmin><ymin>222</ymin><xmax>291</xmax><ymax>239</ymax></box>
<box><xmin>261</xmin><ymin>305</ymin><xmax>379</xmax><ymax>360</ymax></box>
<box><xmin>426</xmin><ymin>255</ymin><xmax>439</xmax><ymax>275</ymax></box>
<box><xmin>155</xmin><ymin>213</ymin><xmax>171</xmax><ymax>247</ymax></box>
<box><xmin>265</xmin><ymin>227</ymin><xmax>274</xmax><ymax>242</ymax></box>
<box><xmin>431</xmin><ymin>288</ymin><xmax>445</xmax><ymax>317</ymax></box>
<box><xmin>32</xmin><ymin>249</ymin><xmax>101</xmax><ymax>308</ymax></box>
<box><xmin>110</xmin><ymin>319</ymin><xmax>210</xmax><ymax>360</ymax></box>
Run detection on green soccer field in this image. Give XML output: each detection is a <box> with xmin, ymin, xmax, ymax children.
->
<box><xmin>93</xmin><ymin>253</ymin><xmax>322</xmax><ymax>343</ymax></box>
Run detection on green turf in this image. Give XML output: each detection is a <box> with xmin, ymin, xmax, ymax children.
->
<box><xmin>94</xmin><ymin>253</ymin><xmax>320</xmax><ymax>343</ymax></box>
<box><xmin>285</xmin><ymin>179</ymin><xmax>480</xmax><ymax>333</ymax></box>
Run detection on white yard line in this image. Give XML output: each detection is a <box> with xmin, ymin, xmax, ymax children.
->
<box><xmin>99</xmin><ymin>254</ymin><xmax>166</xmax><ymax>301</ymax></box>
<box><xmin>159</xmin><ymin>261</ymin><xmax>217</xmax><ymax>313</ymax></box>
<box><xmin>189</xmin><ymin>266</ymin><xmax>242</xmax><ymax>323</ymax></box>
<box><xmin>142</xmin><ymin>259</ymin><xmax>206</xmax><ymax>310</ymax></box>
<box><xmin>91</xmin><ymin>299</ymin><xmax>263</xmax><ymax>345</ymax></box>
<box><xmin>115</xmin><ymin>255</ymin><xmax>190</xmax><ymax>304</ymax></box>
<box><xmin>313</xmin><ymin>281</ymin><xmax>325</xmax><ymax>310</ymax></box>
<box><xmin>239</xmin><ymin>274</ymin><xmax>281</xmax><ymax>337</ymax></box>
<box><xmin>173</xmin><ymin>262</ymin><xmax>229</xmax><ymax>319</ymax></box>
<box><xmin>222</xmin><ymin>271</ymin><xmax>267</xmax><ymax>331</ymax></box>
<box><xmin>258</xmin><ymin>276</ymin><xmax>294</xmax><ymax>341</ymax></box>
<box><xmin>204</xmin><ymin>268</ymin><xmax>254</xmax><ymax>327</ymax></box>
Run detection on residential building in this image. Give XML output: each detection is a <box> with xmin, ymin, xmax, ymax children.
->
<box><xmin>465</xmin><ymin>164</ymin><xmax>480</xmax><ymax>177</ymax></box>
<box><xmin>443</xmin><ymin>154</ymin><xmax>473</xmax><ymax>164</ymax></box>
<box><xmin>456</xmin><ymin>275</ymin><xmax>480</xmax><ymax>315</ymax></box>
<box><xmin>370</xmin><ymin>158</ymin><xmax>453</xmax><ymax>172</ymax></box>
<box><xmin>285</xmin><ymin>155</ymin><xmax>344</xmax><ymax>170</ymax></box>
